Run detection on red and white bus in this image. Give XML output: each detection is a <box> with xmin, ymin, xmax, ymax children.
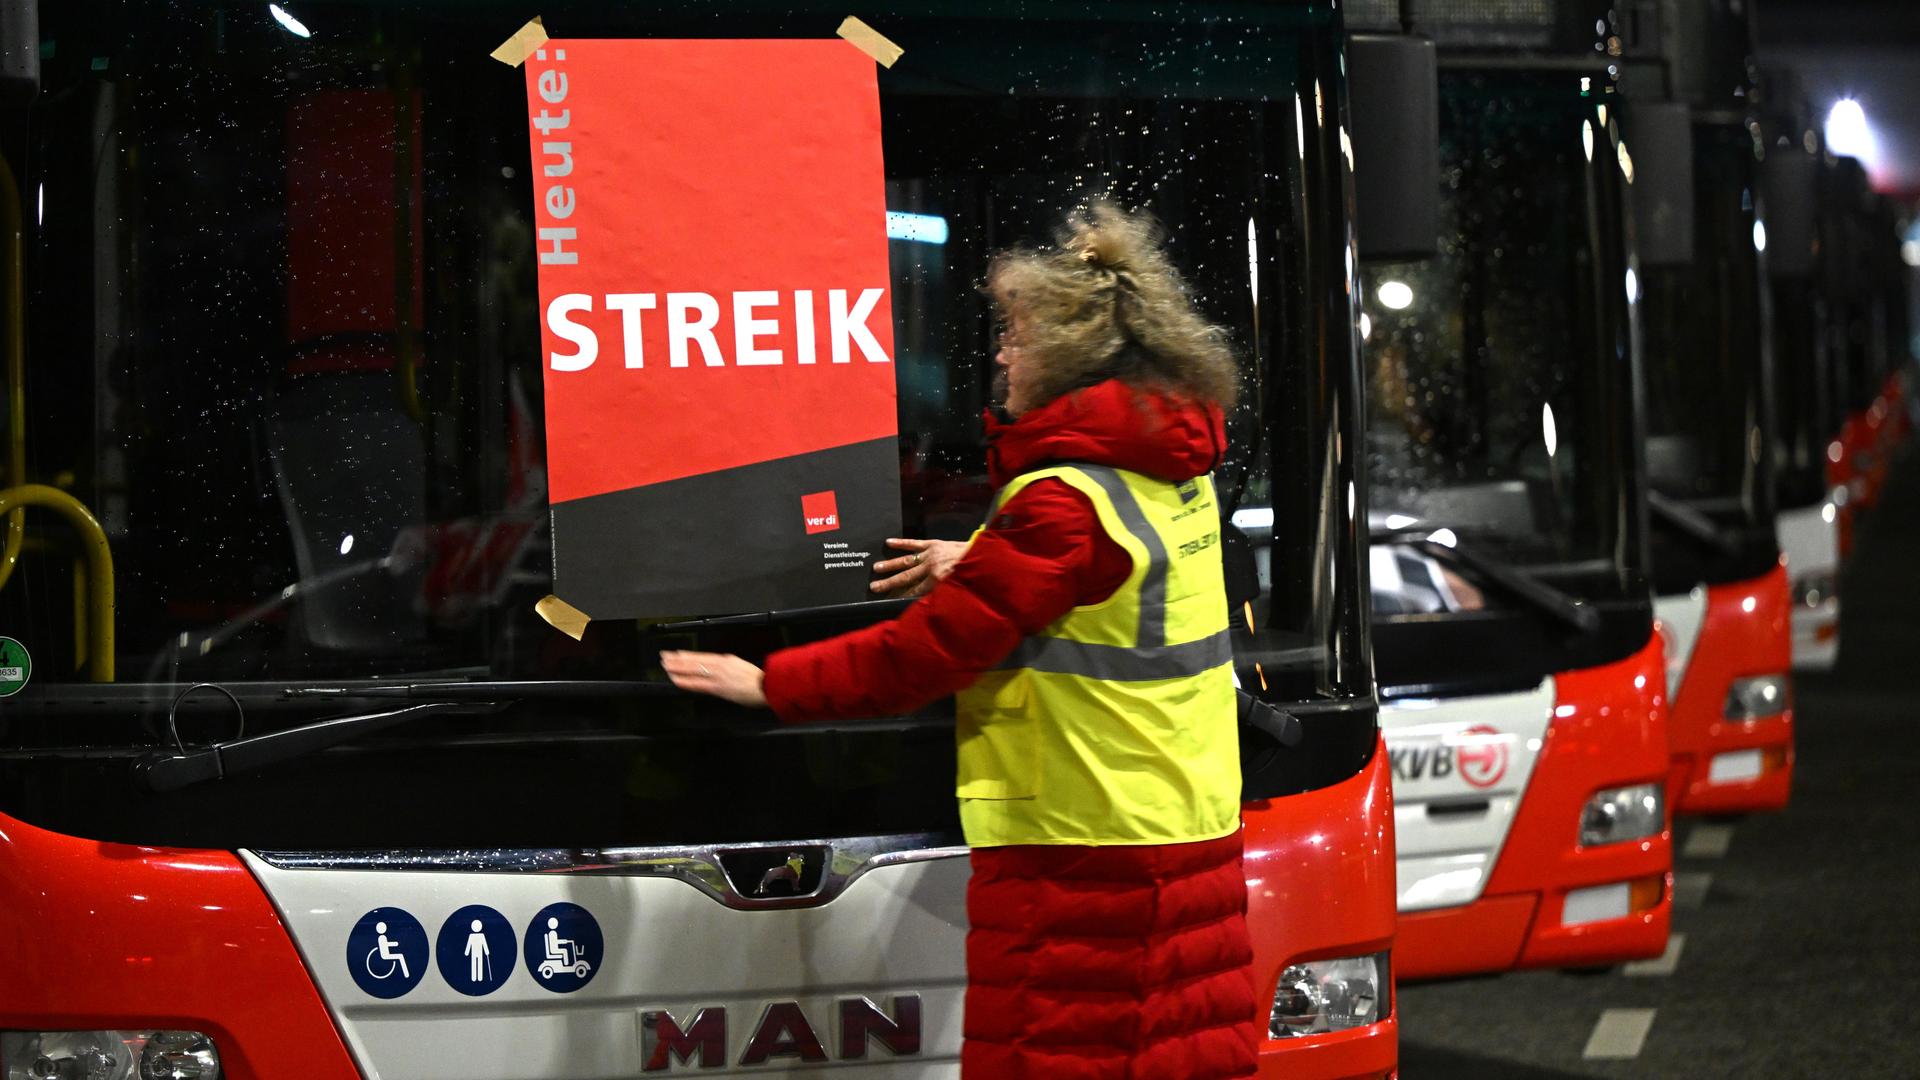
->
<box><xmin>0</xmin><ymin>3</ymin><xmax>1399</xmax><ymax>1077</ymax></box>
<box><xmin>1351</xmin><ymin>1</ymin><xmax>1673</xmax><ymax>981</ymax></box>
<box><xmin>1625</xmin><ymin>0</ymin><xmax>1794</xmax><ymax>817</ymax></box>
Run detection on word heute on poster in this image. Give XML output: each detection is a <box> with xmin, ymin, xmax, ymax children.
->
<box><xmin>521</xmin><ymin>36</ymin><xmax>902</xmax><ymax>622</ymax></box>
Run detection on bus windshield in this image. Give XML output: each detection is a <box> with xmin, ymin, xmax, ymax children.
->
<box><xmin>1358</xmin><ymin>69</ymin><xmax>1650</xmax><ymax>695</ymax></box>
<box><xmin>0</xmin><ymin>1</ymin><xmax>1370</xmax><ymax>847</ymax></box>
<box><xmin>1641</xmin><ymin>121</ymin><xmax>1780</xmax><ymax>590</ymax></box>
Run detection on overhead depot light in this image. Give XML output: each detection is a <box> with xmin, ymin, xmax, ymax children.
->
<box><xmin>268</xmin><ymin>3</ymin><xmax>312</xmax><ymax>38</ymax></box>
<box><xmin>1824</xmin><ymin>98</ymin><xmax>1879</xmax><ymax>175</ymax></box>
<box><xmin>1376</xmin><ymin>280</ymin><xmax>1414</xmax><ymax>310</ymax></box>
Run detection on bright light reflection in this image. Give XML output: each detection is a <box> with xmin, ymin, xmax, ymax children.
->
<box><xmin>1247</xmin><ymin>217</ymin><xmax>1259</xmax><ymax>300</ymax></box>
<box><xmin>1359</xmin><ymin>313</ymin><xmax>1372</xmax><ymax>341</ymax></box>
<box><xmin>886</xmin><ymin>212</ymin><xmax>948</xmax><ymax>245</ymax></box>
<box><xmin>1753</xmin><ymin>219</ymin><xmax>1768</xmax><ymax>253</ymax></box>
<box><xmin>1427</xmin><ymin>528</ymin><xmax>1458</xmax><ymax>548</ymax></box>
<box><xmin>1295</xmin><ymin>94</ymin><xmax>1306</xmax><ymax>160</ymax></box>
<box><xmin>1625</xmin><ymin>267</ymin><xmax>1640</xmax><ymax>303</ymax></box>
<box><xmin>1583</xmin><ymin>120</ymin><xmax>1595</xmax><ymax>162</ymax></box>
<box><xmin>1377</xmin><ymin>280</ymin><xmax>1414</xmax><ymax>310</ymax></box>
<box><xmin>1741</xmin><ymin>596</ymin><xmax>1758</xmax><ymax>613</ymax></box>
<box><xmin>1902</xmin><ymin>240</ymin><xmax>1920</xmax><ymax>267</ymax></box>
<box><xmin>269</xmin><ymin>3</ymin><xmax>313</xmax><ymax>37</ymax></box>
<box><xmin>1542</xmin><ymin>402</ymin><xmax>1559</xmax><ymax>458</ymax></box>
<box><xmin>1822</xmin><ymin>502</ymin><xmax>1837</xmax><ymax>524</ymax></box>
<box><xmin>1385</xmin><ymin>513</ymin><xmax>1418</xmax><ymax>529</ymax></box>
<box><xmin>339</xmin><ymin>534</ymin><xmax>355</xmax><ymax>556</ymax></box>
<box><xmin>1617</xmin><ymin>140</ymin><xmax>1634</xmax><ymax>183</ymax></box>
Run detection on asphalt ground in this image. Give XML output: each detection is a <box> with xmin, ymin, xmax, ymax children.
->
<box><xmin>1396</xmin><ymin>443</ymin><xmax>1920</xmax><ymax>1078</ymax></box>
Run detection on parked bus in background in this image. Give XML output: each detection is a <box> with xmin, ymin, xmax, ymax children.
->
<box><xmin>1620</xmin><ymin>0</ymin><xmax>1793</xmax><ymax>816</ymax></box>
<box><xmin>1761</xmin><ymin>73</ymin><xmax>1846</xmax><ymax>671</ymax></box>
<box><xmin>1819</xmin><ymin>156</ymin><xmax>1909</xmax><ymax>558</ymax></box>
<box><xmin>1348</xmin><ymin>0</ymin><xmax>1672</xmax><ymax>981</ymax></box>
<box><xmin>0</xmin><ymin>3</ymin><xmax>1399</xmax><ymax>1077</ymax></box>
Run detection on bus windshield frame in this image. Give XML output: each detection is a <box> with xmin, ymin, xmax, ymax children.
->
<box><xmin>1359</xmin><ymin>64</ymin><xmax>1652</xmax><ymax>698</ymax></box>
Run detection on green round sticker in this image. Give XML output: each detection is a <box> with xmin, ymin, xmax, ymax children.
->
<box><xmin>0</xmin><ymin>637</ymin><xmax>30</xmax><ymax>697</ymax></box>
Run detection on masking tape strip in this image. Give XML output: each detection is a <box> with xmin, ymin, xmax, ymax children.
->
<box><xmin>535</xmin><ymin>594</ymin><xmax>591</xmax><ymax>641</ymax></box>
<box><xmin>490</xmin><ymin>16</ymin><xmax>549</xmax><ymax>67</ymax></box>
<box><xmin>837</xmin><ymin>16</ymin><xmax>903</xmax><ymax>69</ymax></box>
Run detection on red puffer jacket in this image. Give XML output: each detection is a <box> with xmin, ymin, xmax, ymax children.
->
<box><xmin>764</xmin><ymin>378</ymin><xmax>1258</xmax><ymax>1080</ymax></box>
<box><xmin>763</xmin><ymin>377</ymin><xmax>1227</xmax><ymax>720</ymax></box>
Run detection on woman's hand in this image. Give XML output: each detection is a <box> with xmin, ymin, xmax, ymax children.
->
<box><xmin>660</xmin><ymin>650</ymin><xmax>767</xmax><ymax>707</ymax></box>
<box><xmin>870</xmin><ymin>538</ymin><xmax>968</xmax><ymax>597</ymax></box>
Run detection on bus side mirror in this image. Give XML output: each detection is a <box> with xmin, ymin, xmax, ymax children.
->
<box><xmin>1761</xmin><ymin>148</ymin><xmax>1816</xmax><ymax>278</ymax></box>
<box><xmin>1625</xmin><ymin>102</ymin><xmax>1695</xmax><ymax>266</ymax></box>
<box><xmin>1347</xmin><ymin>33</ymin><xmax>1439</xmax><ymax>260</ymax></box>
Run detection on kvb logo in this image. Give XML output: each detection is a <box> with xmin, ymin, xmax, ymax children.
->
<box><xmin>802</xmin><ymin>491</ymin><xmax>840</xmax><ymax>535</ymax></box>
<box><xmin>1452</xmin><ymin>724</ymin><xmax>1510</xmax><ymax>789</ymax></box>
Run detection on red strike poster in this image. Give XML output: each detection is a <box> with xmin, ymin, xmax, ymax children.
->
<box><xmin>522</xmin><ymin>39</ymin><xmax>901</xmax><ymax>620</ymax></box>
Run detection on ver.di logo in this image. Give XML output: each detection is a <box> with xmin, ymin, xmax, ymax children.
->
<box><xmin>0</xmin><ymin>637</ymin><xmax>29</xmax><ymax>698</ymax></box>
<box><xmin>1453</xmin><ymin>724</ymin><xmax>1510</xmax><ymax>789</ymax></box>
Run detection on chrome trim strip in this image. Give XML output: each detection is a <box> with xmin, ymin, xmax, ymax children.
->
<box><xmin>249</xmin><ymin>831</ymin><xmax>968</xmax><ymax>911</ymax></box>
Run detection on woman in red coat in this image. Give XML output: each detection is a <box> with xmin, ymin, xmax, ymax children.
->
<box><xmin>664</xmin><ymin>204</ymin><xmax>1259</xmax><ymax>1080</ymax></box>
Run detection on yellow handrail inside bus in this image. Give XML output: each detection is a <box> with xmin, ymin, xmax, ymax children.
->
<box><xmin>0</xmin><ymin>484</ymin><xmax>114</xmax><ymax>682</ymax></box>
<box><xmin>0</xmin><ymin>158</ymin><xmax>26</xmax><ymax>590</ymax></box>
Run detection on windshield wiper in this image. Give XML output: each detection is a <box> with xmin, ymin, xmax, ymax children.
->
<box><xmin>139</xmin><ymin>701</ymin><xmax>499</xmax><ymax>793</ymax></box>
<box><xmin>283</xmin><ymin>680</ymin><xmax>682</xmax><ymax>701</ymax></box>
<box><xmin>646</xmin><ymin>597</ymin><xmax>915</xmax><ymax>633</ymax></box>
<box><xmin>1370</xmin><ymin>529</ymin><xmax>1603</xmax><ymax>636</ymax></box>
<box><xmin>1646</xmin><ymin>491</ymin><xmax>1741</xmax><ymax>557</ymax></box>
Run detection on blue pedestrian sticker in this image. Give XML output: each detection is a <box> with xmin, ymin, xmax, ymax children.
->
<box><xmin>347</xmin><ymin>908</ymin><xmax>428</xmax><ymax>999</ymax></box>
<box><xmin>523</xmin><ymin>902</ymin><xmax>603</xmax><ymax>993</ymax></box>
<box><xmin>436</xmin><ymin>905</ymin><xmax>516</xmax><ymax>996</ymax></box>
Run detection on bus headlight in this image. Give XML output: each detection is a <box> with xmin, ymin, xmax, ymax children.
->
<box><xmin>1269</xmin><ymin>952</ymin><xmax>1390</xmax><ymax>1038</ymax></box>
<box><xmin>1579</xmin><ymin>783</ymin><xmax>1663</xmax><ymax>847</ymax></box>
<box><xmin>1724</xmin><ymin>674</ymin><xmax>1791</xmax><ymax>720</ymax></box>
<box><xmin>1</xmin><ymin>1031</ymin><xmax>220</xmax><ymax>1080</ymax></box>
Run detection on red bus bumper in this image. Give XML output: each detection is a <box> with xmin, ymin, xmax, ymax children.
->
<box><xmin>1668</xmin><ymin>563</ymin><xmax>1794</xmax><ymax>816</ymax></box>
<box><xmin>0</xmin><ymin>813</ymin><xmax>362</xmax><ymax>1079</ymax></box>
<box><xmin>1398</xmin><ymin>636</ymin><xmax>1673</xmax><ymax>979</ymax></box>
<box><xmin>1248</xmin><ymin>736</ymin><xmax>1399</xmax><ymax>1080</ymax></box>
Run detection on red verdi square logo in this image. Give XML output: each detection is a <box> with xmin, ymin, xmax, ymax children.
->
<box><xmin>1454</xmin><ymin>724</ymin><xmax>1510</xmax><ymax>789</ymax></box>
<box><xmin>802</xmin><ymin>491</ymin><xmax>841</xmax><ymax>534</ymax></box>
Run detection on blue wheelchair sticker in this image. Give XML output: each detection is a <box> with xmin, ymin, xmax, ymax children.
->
<box><xmin>522</xmin><ymin>902</ymin><xmax>603</xmax><ymax>993</ymax></box>
<box><xmin>436</xmin><ymin>905</ymin><xmax>516</xmax><ymax>996</ymax></box>
<box><xmin>347</xmin><ymin>908</ymin><xmax>428</xmax><ymax>999</ymax></box>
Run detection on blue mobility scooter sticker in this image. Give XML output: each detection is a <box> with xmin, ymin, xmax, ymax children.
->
<box><xmin>523</xmin><ymin>902</ymin><xmax>603</xmax><ymax>993</ymax></box>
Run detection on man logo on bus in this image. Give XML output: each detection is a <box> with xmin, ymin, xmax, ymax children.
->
<box><xmin>1453</xmin><ymin>724</ymin><xmax>1509</xmax><ymax>789</ymax></box>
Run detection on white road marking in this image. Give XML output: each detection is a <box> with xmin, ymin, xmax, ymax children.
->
<box><xmin>1682</xmin><ymin>823</ymin><xmax>1734</xmax><ymax>859</ymax></box>
<box><xmin>1623</xmin><ymin>933</ymin><xmax>1686</xmax><ymax>977</ymax></box>
<box><xmin>1673</xmin><ymin>871</ymin><xmax>1714</xmax><ymax>910</ymax></box>
<box><xmin>1583</xmin><ymin>1008</ymin><xmax>1657</xmax><ymax>1060</ymax></box>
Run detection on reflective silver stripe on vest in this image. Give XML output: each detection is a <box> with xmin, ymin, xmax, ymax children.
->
<box><xmin>1072</xmin><ymin>463</ymin><xmax>1169</xmax><ymax>647</ymax></box>
<box><xmin>998</xmin><ymin>628</ymin><xmax>1234</xmax><ymax>681</ymax></box>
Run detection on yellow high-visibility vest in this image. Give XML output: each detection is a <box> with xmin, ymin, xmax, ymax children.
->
<box><xmin>953</xmin><ymin>464</ymin><xmax>1240</xmax><ymax>847</ymax></box>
